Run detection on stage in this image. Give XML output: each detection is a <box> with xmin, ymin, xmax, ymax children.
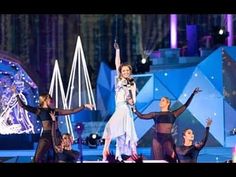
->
<box><xmin>0</xmin><ymin>144</ymin><xmax>232</xmax><ymax>163</ymax></box>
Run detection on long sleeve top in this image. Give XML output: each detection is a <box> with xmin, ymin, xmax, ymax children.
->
<box><xmin>51</xmin><ymin>121</ymin><xmax>80</xmax><ymax>163</ymax></box>
<box><xmin>17</xmin><ymin>95</ymin><xmax>85</xmax><ymax>125</ymax></box>
<box><xmin>175</xmin><ymin>127</ymin><xmax>210</xmax><ymax>163</ymax></box>
<box><xmin>134</xmin><ymin>92</ymin><xmax>195</xmax><ymax>124</ymax></box>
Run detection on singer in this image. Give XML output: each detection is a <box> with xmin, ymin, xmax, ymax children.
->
<box><xmin>133</xmin><ymin>87</ymin><xmax>201</xmax><ymax>163</ymax></box>
<box><xmin>102</xmin><ymin>41</ymin><xmax>138</xmax><ymax>161</ymax></box>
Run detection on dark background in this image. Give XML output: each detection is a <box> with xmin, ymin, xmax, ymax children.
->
<box><xmin>0</xmin><ymin>14</ymin><xmax>233</xmax><ymax>94</ymax></box>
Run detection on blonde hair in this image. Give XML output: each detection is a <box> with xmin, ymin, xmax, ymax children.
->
<box><xmin>39</xmin><ymin>93</ymin><xmax>52</xmax><ymax>107</ymax></box>
<box><xmin>163</xmin><ymin>96</ymin><xmax>171</xmax><ymax>110</ymax></box>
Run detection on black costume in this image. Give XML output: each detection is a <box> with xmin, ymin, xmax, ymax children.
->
<box><xmin>134</xmin><ymin>92</ymin><xmax>196</xmax><ymax>163</ymax></box>
<box><xmin>175</xmin><ymin>127</ymin><xmax>209</xmax><ymax>163</ymax></box>
<box><xmin>51</xmin><ymin>121</ymin><xmax>80</xmax><ymax>163</ymax></box>
<box><xmin>17</xmin><ymin>95</ymin><xmax>85</xmax><ymax>163</ymax></box>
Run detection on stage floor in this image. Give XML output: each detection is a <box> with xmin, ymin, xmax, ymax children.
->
<box><xmin>0</xmin><ymin>143</ymin><xmax>233</xmax><ymax>163</ymax></box>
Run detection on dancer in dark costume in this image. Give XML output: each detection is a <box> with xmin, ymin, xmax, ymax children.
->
<box><xmin>16</xmin><ymin>93</ymin><xmax>93</xmax><ymax>163</ymax></box>
<box><xmin>133</xmin><ymin>88</ymin><xmax>201</xmax><ymax>163</ymax></box>
<box><xmin>50</xmin><ymin>111</ymin><xmax>80</xmax><ymax>163</ymax></box>
<box><xmin>175</xmin><ymin>118</ymin><xmax>212</xmax><ymax>163</ymax></box>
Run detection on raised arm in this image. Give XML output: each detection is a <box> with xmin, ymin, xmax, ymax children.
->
<box><xmin>55</xmin><ymin>104</ymin><xmax>93</xmax><ymax>116</ymax></box>
<box><xmin>134</xmin><ymin>109</ymin><xmax>158</xmax><ymax>120</ymax></box>
<box><xmin>173</xmin><ymin>87</ymin><xmax>201</xmax><ymax>117</ymax></box>
<box><xmin>195</xmin><ymin>118</ymin><xmax>212</xmax><ymax>150</ymax></box>
<box><xmin>16</xmin><ymin>95</ymin><xmax>39</xmax><ymax>114</ymax></box>
<box><xmin>114</xmin><ymin>42</ymin><xmax>121</xmax><ymax>75</ymax></box>
<box><xmin>50</xmin><ymin>111</ymin><xmax>62</xmax><ymax>153</ymax></box>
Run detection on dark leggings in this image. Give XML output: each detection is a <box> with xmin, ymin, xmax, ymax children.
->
<box><xmin>33</xmin><ymin>130</ymin><xmax>61</xmax><ymax>163</ymax></box>
<box><xmin>151</xmin><ymin>132</ymin><xmax>176</xmax><ymax>163</ymax></box>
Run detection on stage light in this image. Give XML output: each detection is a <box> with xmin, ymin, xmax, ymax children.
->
<box><xmin>135</xmin><ymin>55</ymin><xmax>151</xmax><ymax>74</ymax></box>
<box><xmin>75</xmin><ymin>122</ymin><xmax>84</xmax><ymax>135</ymax></box>
<box><xmin>219</xmin><ymin>29</ymin><xmax>224</xmax><ymax>35</ymax></box>
<box><xmin>91</xmin><ymin>133</ymin><xmax>97</xmax><ymax>139</ymax></box>
<box><xmin>211</xmin><ymin>26</ymin><xmax>229</xmax><ymax>46</ymax></box>
<box><xmin>141</xmin><ymin>58</ymin><xmax>147</xmax><ymax>64</ymax></box>
<box><xmin>86</xmin><ymin>133</ymin><xmax>101</xmax><ymax>148</ymax></box>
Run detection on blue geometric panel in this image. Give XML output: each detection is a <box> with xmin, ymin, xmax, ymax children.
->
<box><xmin>224</xmin><ymin>95</ymin><xmax>236</xmax><ymax>147</ymax></box>
<box><xmin>134</xmin><ymin>100</ymin><xmax>160</xmax><ymax>140</ymax></box>
<box><xmin>224</xmin><ymin>101</ymin><xmax>236</xmax><ymax>136</ymax></box>
<box><xmin>96</xmin><ymin>63</ymin><xmax>116</xmax><ymax>120</ymax></box>
<box><xmin>110</xmin><ymin>70</ymin><xmax>116</xmax><ymax>91</ymax></box>
<box><xmin>135</xmin><ymin>103</ymin><xmax>149</xmax><ymax>112</ymax></box>
<box><xmin>97</xmin><ymin>85</ymin><xmax>111</xmax><ymax>106</ymax></box>
<box><xmin>107</xmin><ymin>93</ymin><xmax>116</xmax><ymax>116</ymax></box>
<box><xmin>97</xmin><ymin>62</ymin><xmax>111</xmax><ymax>90</ymax></box>
<box><xmin>222</xmin><ymin>48</ymin><xmax>236</xmax><ymax>147</ymax></box>
<box><xmin>135</xmin><ymin>74</ymin><xmax>154</xmax><ymax>104</ymax></box>
<box><xmin>223</xmin><ymin>46</ymin><xmax>236</xmax><ymax>61</ymax></box>
<box><xmin>154</xmin><ymin>75</ymin><xmax>177</xmax><ymax>100</ymax></box>
<box><xmin>96</xmin><ymin>85</ymin><xmax>112</xmax><ymax>118</ymax></box>
<box><xmin>198</xmin><ymin>47</ymin><xmax>223</xmax><ymax>93</ymax></box>
<box><xmin>134</xmin><ymin>74</ymin><xmax>152</xmax><ymax>92</ymax></box>
<box><xmin>174</xmin><ymin>106</ymin><xmax>221</xmax><ymax>147</ymax></box>
<box><xmin>155</xmin><ymin>67</ymin><xmax>195</xmax><ymax>98</ymax></box>
<box><xmin>97</xmin><ymin>45</ymin><xmax>236</xmax><ymax>148</ymax></box>
<box><xmin>179</xmin><ymin>68</ymin><xmax>224</xmax><ymax>145</ymax></box>
<box><xmin>222</xmin><ymin>48</ymin><xmax>236</xmax><ymax>110</ymax></box>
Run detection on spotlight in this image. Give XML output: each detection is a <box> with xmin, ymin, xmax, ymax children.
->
<box><xmin>211</xmin><ymin>26</ymin><xmax>229</xmax><ymax>46</ymax></box>
<box><xmin>86</xmin><ymin>133</ymin><xmax>101</xmax><ymax>148</ymax></box>
<box><xmin>75</xmin><ymin>122</ymin><xmax>84</xmax><ymax>135</ymax></box>
<box><xmin>218</xmin><ymin>29</ymin><xmax>224</xmax><ymax>35</ymax></box>
<box><xmin>91</xmin><ymin>133</ymin><xmax>97</xmax><ymax>139</ymax></box>
<box><xmin>135</xmin><ymin>54</ymin><xmax>151</xmax><ymax>74</ymax></box>
<box><xmin>141</xmin><ymin>58</ymin><xmax>147</xmax><ymax>64</ymax></box>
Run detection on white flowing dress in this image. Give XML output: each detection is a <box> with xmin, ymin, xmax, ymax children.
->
<box><xmin>102</xmin><ymin>79</ymin><xmax>138</xmax><ymax>157</ymax></box>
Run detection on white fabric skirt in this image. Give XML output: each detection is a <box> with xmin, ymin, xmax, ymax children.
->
<box><xmin>102</xmin><ymin>102</ymin><xmax>138</xmax><ymax>155</ymax></box>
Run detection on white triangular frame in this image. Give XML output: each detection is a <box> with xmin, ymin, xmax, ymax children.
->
<box><xmin>65</xmin><ymin>36</ymin><xmax>97</xmax><ymax>110</ymax></box>
<box><xmin>49</xmin><ymin>60</ymin><xmax>74</xmax><ymax>139</ymax></box>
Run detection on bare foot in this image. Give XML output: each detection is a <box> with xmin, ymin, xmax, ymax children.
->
<box><xmin>102</xmin><ymin>149</ymin><xmax>110</xmax><ymax>161</ymax></box>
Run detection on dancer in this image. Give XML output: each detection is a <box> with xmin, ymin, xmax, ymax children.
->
<box><xmin>16</xmin><ymin>92</ymin><xmax>93</xmax><ymax>163</ymax></box>
<box><xmin>102</xmin><ymin>41</ymin><xmax>138</xmax><ymax>161</ymax></box>
<box><xmin>175</xmin><ymin>118</ymin><xmax>212</xmax><ymax>163</ymax></box>
<box><xmin>50</xmin><ymin>111</ymin><xmax>80</xmax><ymax>163</ymax></box>
<box><xmin>133</xmin><ymin>87</ymin><xmax>201</xmax><ymax>163</ymax></box>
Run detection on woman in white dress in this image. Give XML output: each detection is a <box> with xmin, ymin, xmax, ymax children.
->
<box><xmin>102</xmin><ymin>42</ymin><xmax>138</xmax><ymax>161</ymax></box>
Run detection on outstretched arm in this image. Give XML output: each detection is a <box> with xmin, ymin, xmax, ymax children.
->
<box><xmin>173</xmin><ymin>87</ymin><xmax>201</xmax><ymax>117</ymax></box>
<box><xmin>16</xmin><ymin>95</ymin><xmax>39</xmax><ymax>114</ymax></box>
<box><xmin>114</xmin><ymin>42</ymin><xmax>121</xmax><ymax>75</ymax></box>
<box><xmin>134</xmin><ymin>109</ymin><xmax>158</xmax><ymax>120</ymax></box>
<box><xmin>55</xmin><ymin>104</ymin><xmax>93</xmax><ymax>116</ymax></box>
<box><xmin>195</xmin><ymin>118</ymin><xmax>212</xmax><ymax>150</ymax></box>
